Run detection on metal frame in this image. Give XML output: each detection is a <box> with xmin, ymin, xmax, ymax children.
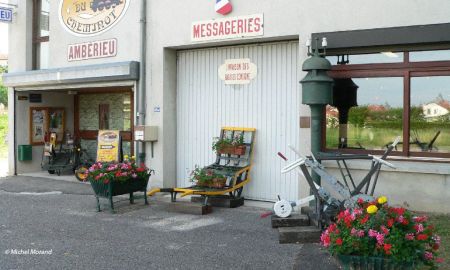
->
<box><xmin>148</xmin><ymin>127</ymin><xmax>256</xmax><ymax>205</ymax></box>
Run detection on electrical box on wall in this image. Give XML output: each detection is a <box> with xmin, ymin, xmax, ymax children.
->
<box><xmin>134</xmin><ymin>126</ymin><xmax>158</xmax><ymax>142</ymax></box>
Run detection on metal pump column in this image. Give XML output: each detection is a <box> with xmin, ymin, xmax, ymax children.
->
<box><xmin>300</xmin><ymin>38</ymin><xmax>333</xmax><ymax>185</ymax></box>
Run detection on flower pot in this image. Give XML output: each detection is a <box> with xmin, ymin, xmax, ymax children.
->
<box><xmin>218</xmin><ymin>145</ymin><xmax>246</xmax><ymax>155</ymax></box>
<box><xmin>88</xmin><ymin>175</ymin><xmax>150</xmax><ymax>212</ymax></box>
<box><xmin>210</xmin><ymin>177</ymin><xmax>227</xmax><ymax>189</ymax></box>
<box><xmin>337</xmin><ymin>255</ymin><xmax>415</xmax><ymax>270</ymax></box>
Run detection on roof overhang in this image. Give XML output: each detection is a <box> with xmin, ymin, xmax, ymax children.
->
<box><xmin>2</xmin><ymin>61</ymin><xmax>139</xmax><ymax>91</ymax></box>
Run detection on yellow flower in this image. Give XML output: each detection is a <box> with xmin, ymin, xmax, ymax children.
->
<box><xmin>367</xmin><ymin>205</ymin><xmax>378</xmax><ymax>214</ymax></box>
<box><xmin>124</xmin><ymin>155</ymin><xmax>129</xmax><ymax>160</ymax></box>
<box><xmin>131</xmin><ymin>156</ymin><xmax>136</xmax><ymax>160</ymax></box>
<box><xmin>377</xmin><ymin>196</ymin><xmax>388</xmax><ymax>205</ymax></box>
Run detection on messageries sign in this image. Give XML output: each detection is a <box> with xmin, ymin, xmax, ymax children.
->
<box><xmin>96</xmin><ymin>130</ymin><xmax>121</xmax><ymax>162</ymax></box>
<box><xmin>218</xmin><ymin>59</ymin><xmax>257</xmax><ymax>85</ymax></box>
<box><xmin>68</xmin><ymin>39</ymin><xmax>117</xmax><ymax>61</ymax></box>
<box><xmin>59</xmin><ymin>0</ymin><xmax>130</xmax><ymax>36</ymax></box>
<box><xmin>192</xmin><ymin>14</ymin><xmax>263</xmax><ymax>42</ymax></box>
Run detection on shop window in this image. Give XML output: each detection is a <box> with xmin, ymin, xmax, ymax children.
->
<box><xmin>33</xmin><ymin>0</ymin><xmax>50</xmax><ymax>69</ymax></box>
<box><xmin>409</xmin><ymin>49</ymin><xmax>450</xmax><ymax>62</ymax></box>
<box><xmin>410</xmin><ymin>76</ymin><xmax>450</xmax><ymax>153</ymax></box>
<box><xmin>326</xmin><ymin>77</ymin><xmax>404</xmax><ymax>151</ymax></box>
<box><xmin>326</xmin><ymin>52</ymin><xmax>403</xmax><ymax>65</ymax></box>
<box><xmin>326</xmin><ymin>49</ymin><xmax>450</xmax><ymax>158</ymax></box>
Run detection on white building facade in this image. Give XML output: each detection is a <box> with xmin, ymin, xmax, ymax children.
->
<box><xmin>3</xmin><ymin>0</ymin><xmax>450</xmax><ymax>213</ymax></box>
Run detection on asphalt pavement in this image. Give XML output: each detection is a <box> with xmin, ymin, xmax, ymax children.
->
<box><xmin>0</xmin><ymin>175</ymin><xmax>340</xmax><ymax>270</ymax></box>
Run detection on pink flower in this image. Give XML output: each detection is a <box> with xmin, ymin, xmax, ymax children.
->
<box><xmin>353</xmin><ymin>208</ymin><xmax>363</xmax><ymax>216</ymax></box>
<box><xmin>121</xmin><ymin>172</ymin><xmax>127</xmax><ymax>176</ymax></box>
<box><xmin>424</xmin><ymin>251</ymin><xmax>433</xmax><ymax>261</ymax></box>
<box><xmin>405</xmin><ymin>233</ymin><xmax>415</xmax><ymax>241</ymax></box>
<box><xmin>436</xmin><ymin>258</ymin><xmax>444</xmax><ymax>263</ymax></box>
<box><xmin>368</xmin><ymin>229</ymin><xmax>378</xmax><ymax>238</ymax></box>
<box><xmin>131</xmin><ymin>173</ymin><xmax>137</xmax><ymax>178</ymax></box>
<box><xmin>376</xmin><ymin>233</ymin><xmax>385</xmax><ymax>245</ymax></box>
<box><xmin>380</xmin><ymin>225</ymin><xmax>390</xmax><ymax>236</ymax></box>
<box><xmin>320</xmin><ymin>232</ymin><xmax>331</xmax><ymax>247</ymax></box>
<box><xmin>432</xmin><ymin>235</ymin><xmax>441</xmax><ymax>245</ymax></box>
<box><xmin>415</xmin><ymin>223</ymin><xmax>424</xmax><ymax>233</ymax></box>
<box><xmin>397</xmin><ymin>215</ymin><xmax>404</xmax><ymax>223</ymax></box>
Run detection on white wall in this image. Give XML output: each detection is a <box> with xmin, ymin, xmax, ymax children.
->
<box><xmin>147</xmin><ymin>0</ymin><xmax>450</xmax><ymax>212</ymax></box>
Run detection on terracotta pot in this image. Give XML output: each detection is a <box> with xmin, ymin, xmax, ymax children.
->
<box><xmin>218</xmin><ymin>145</ymin><xmax>246</xmax><ymax>155</ymax></box>
<box><xmin>210</xmin><ymin>177</ymin><xmax>227</xmax><ymax>189</ymax></box>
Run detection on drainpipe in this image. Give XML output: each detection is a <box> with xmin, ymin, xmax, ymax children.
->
<box><xmin>137</xmin><ymin>0</ymin><xmax>147</xmax><ymax>165</ymax></box>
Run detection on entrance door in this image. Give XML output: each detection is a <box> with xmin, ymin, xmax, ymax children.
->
<box><xmin>176</xmin><ymin>41</ymin><xmax>301</xmax><ymax>201</ymax></box>
<box><xmin>75</xmin><ymin>90</ymin><xmax>134</xmax><ymax>160</ymax></box>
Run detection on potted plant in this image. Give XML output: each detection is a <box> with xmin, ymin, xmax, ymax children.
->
<box><xmin>85</xmin><ymin>156</ymin><xmax>153</xmax><ymax>212</ymax></box>
<box><xmin>190</xmin><ymin>166</ymin><xmax>227</xmax><ymax>189</ymax></box>
<box><xmin>212</xmin><ymin>133</ymin><xmax>246</xmax><ymax>155</ymax></box>
<box><xmin>320</xmin><ymin>196</ymin><xmax>443</xmax><ymax>270</ymax></box>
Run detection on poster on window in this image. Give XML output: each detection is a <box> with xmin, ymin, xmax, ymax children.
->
<box><xmin>96</xmin><ymin>130</ymin><xmax>121</xmax><ymax>162</ymax></box>
<box><xmin>29</xmin><ymin>107</ymin><xmax>48</xmax><ymax>145</ymax></box>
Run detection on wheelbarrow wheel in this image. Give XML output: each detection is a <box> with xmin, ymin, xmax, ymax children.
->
<box><xmin>75</xmin><ymin>165</ymin><xmax>89</xmax><ymax>182</ymax></box>
<box><xmin>48</xmin><ymin>170</ymin><xmax>55</xmax><ymax>174</ymax></box>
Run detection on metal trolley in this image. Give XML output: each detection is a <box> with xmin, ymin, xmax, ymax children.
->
<box><xmin>148</xmin><ymin>127</ymin><xmax>256</xmax><ymax>206</ymax></box>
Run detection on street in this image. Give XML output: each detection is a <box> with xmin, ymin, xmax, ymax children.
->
<box><xmin>0</xmin><ymin>176</ymin><xmax>309</xmax><ymax>270</ymax></box>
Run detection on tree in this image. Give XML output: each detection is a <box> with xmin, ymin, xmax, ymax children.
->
<box><xmin>0</xmin><ymin>65</ymin><xmax>7</xmax><ymax>106</ymax></box>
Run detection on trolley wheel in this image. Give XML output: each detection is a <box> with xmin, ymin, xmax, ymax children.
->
<box><xmin>48</xmin><ymin>170</ymin><xmax>55</xmax><ymax>174</ymax></box>
<box><xmin>75</xmin><ymin>165</ymin><xmax>89</xmax><ymax>182</ymax></box>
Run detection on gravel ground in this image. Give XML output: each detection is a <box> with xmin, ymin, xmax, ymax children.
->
<box><xmin>0</xmin><ymin>176</ymin><xmax>308</xmax><ymax>270</ymax></box>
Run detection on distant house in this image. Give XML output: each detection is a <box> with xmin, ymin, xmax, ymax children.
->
<box><xmin>367</xmin><ymin>104</ymin><xmax>387</xmax><ymax>112</ymax></box>
<box><xmin>0</xmin><ymin>54</ymin><xmax>7</xmax><ymax>67</ymax></box>
<box><xmin>423</xmin><ymin>102</ymin><xmax>449</xmax><ymax>119</ymax></box>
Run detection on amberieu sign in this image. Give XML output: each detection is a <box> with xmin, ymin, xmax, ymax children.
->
<box><xmin>67</xmin><ymin>39</ymin><xmax>117</xmax><ymax>61</ymax></box>
<box><xmin>192</xmin><ymin>14</ymin><xmax>264</xmax><ymax>42</ymax></box>
<box><xmin>59</xmin><ymin>0</ymin><xmax>130</xmax><ymax>36</ymax></box>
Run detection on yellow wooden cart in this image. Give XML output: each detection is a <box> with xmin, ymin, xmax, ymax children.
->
<box><xmin>148</xmin><ymin>127</ymin><xmax>256</xmax><ymax>205</ymax></box>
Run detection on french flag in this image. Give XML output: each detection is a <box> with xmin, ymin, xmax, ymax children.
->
<box><xmin>215</xmin><ymin>0</ymin><xmax>232</xmax><ymax>15</ymax></box>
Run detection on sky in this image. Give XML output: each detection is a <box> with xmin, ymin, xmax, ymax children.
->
<box><xmin>0</xmin><ymin>23</ymin><xmax>8</xmax><ymax>54</ymax></box>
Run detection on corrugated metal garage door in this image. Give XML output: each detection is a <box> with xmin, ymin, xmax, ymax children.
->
<box><xmin>177</xmin><ymin>41</ymin><xmax>301</xmax><ymax>201</ymax></box>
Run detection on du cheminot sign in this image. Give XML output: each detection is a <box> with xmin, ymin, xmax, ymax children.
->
<box><xmin>59</xmin><ymin>0</ymin><xmax>130</xmax><ymax>36</ymax></box>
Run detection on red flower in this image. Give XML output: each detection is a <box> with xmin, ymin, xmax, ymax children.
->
<box><xmin>387</xmin><ymin>218</ymin><xmax>394</xmax><ymax>228</ymax></box>
<box><xmin>357</xmin><ymin>198</ymin><xmax>364</xmax><ymax>205</ymax></box>
<box><xmin>103</xmin><ymin>179</ymin><xmax>109</xmax><ymax>184</ymax></box>
<box><xmin>416</xmin><ymin>234</ymin><xmax>428</xmax><ymax>241</ymax></box>
<box><xmin>383</xmin><ymin>243</ymin><xmax>392</xmax><ymax>255</ymax></box>
<box><xmin>136</xmin><ymin>167</ymin><xmax>146</xmax><ymax>172</ymax></box>
<box><xmin>436</xmin><ymin>258</ymin><xmax>444</xmax><ymax>263</ymax></box>
<box><xmin>360</xmin><ymin>214</ymin><xmax>369</xmax><ymax>225</ymax></box>
<box><xmin>335</xmin><ymin>238</ymin><xmax>343</xmax><ymax>246</ymax></box>
<box><xmin>433</xmin><ymin>244</ymin><xmax>440</xmax><ymax>250</ymax></box>
<box><xmin>401</xmin><ymin>218</ymin><xmax>409</xmax><ymax>225</ymax></box>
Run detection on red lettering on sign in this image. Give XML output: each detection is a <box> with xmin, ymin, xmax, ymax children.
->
<box><xmin>193</xmin><ymin>24</ymin><xmax>201</xmax><ymax>38</ymax></box>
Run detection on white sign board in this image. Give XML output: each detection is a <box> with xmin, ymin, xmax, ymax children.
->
<box><xmin>0</xmin><ymin>7</ymin><xmax>13</xmax><ymax>23</ymax></box>
<box><xmin>67</xmin><ymin>39</ymin><xmax>117</xmax><ymax>61</ymax></box>
<box><xmin>218</xmin><ymin>59</ymin><xmax>257</xmax><ymax>85</ymax></box>
<box><xmin>192</xmin><ymin>14</ymin><xmax>263</xmax><ymax>42</ymax></box>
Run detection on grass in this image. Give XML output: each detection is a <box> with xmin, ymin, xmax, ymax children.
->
<box><xmin>0</xmin><ymin>114</ymin><xmax>8</xmax><ymax>159</ymax></box>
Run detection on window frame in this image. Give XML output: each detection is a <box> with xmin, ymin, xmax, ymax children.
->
<box><xmin>32</xmin><ymin>0</ymin><xmax>50</xmax><ymax>70</ymax></box>
<box><xmin>325</xmin><ymin>49</ymin><xmax>450</xmax><ymax>159</ymax></box>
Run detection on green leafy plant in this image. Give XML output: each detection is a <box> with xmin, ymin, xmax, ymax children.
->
<box><xmin>212</xmin><ymin>133</ymin><xmax>245</xmax><ymax>153</ymax></box>
<box><xmin>321</xmin><ymin>197</ymin><xmax>443</xmax><ymax>269</ymax></box>
<box><xmin>86</xmin><ymin>158</ymin><xmax>152</xmax><ymax>184</ymax></box>
<box><xmin>190</xmin><ymin>166</ymin><xmax>226</xmax><ymax>188</ymax></box>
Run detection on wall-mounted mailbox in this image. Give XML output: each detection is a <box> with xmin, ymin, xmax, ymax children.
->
<box><xmin>134</xmin><ymin>126</ymin><xmax>158</xmax><ymax>142</ymax></box>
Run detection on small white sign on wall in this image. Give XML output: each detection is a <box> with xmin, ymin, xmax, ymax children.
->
<box><xmin>218</xmin><ymin>58</ymin><xmax>257</xmax><ymax>85</ymax></box>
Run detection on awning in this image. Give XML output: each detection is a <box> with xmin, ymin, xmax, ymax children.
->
<box><xmin>2</xmin><ymin>61</ymin><xmax>139</xmax><ymax>91</ymax></box>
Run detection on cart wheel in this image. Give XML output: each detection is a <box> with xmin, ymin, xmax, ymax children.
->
<box><xmin>48</xmin><ymin>170</ymin><xmax>55</xmax><ymax>174</ymax></box>
<box><xmin>75</xmin><ymin>165</ymin><xmax>89</xmax><ymax>182</ymax></box>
